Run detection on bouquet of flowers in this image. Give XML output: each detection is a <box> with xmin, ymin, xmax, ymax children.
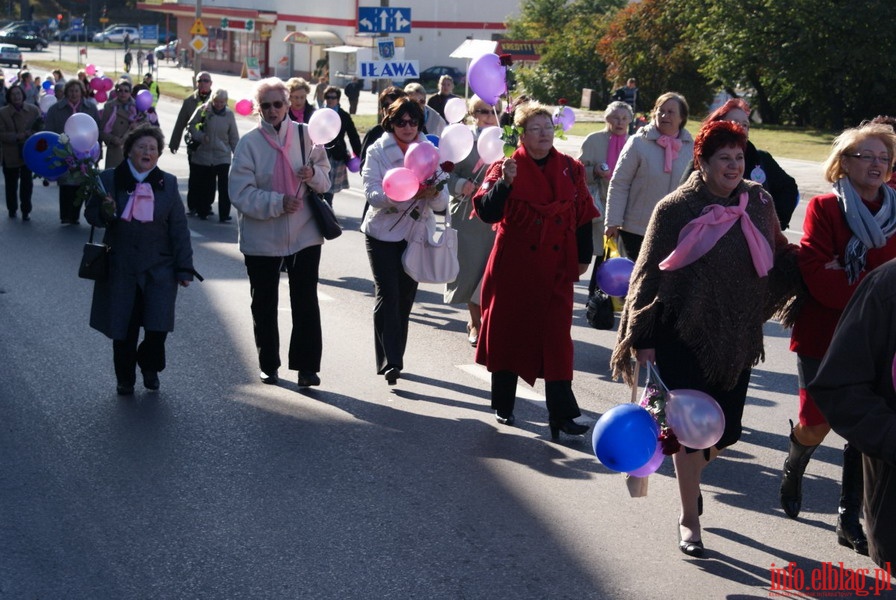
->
<box><xmin>47</xmin><ymin>134</ymin><xmax>110</xmax><ymax>213</ymax></box>
<box><xmin>639</xmin><ymin>363</ymin><xmax>681</xmax><ymax>455</ymax></box>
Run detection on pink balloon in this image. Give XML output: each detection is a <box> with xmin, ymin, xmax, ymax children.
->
<box><xmin>553</xmin><ymin>105</ymin><xmax>575</xmax><ymax>132</ymax></box>
<box><xmin>476</xmin><ymin>126</ymin><xmax>504</xmax><ymax>165</ymax></box>
<box><xmin>439</xmin><ymin>123</ymin><xmax>474</xmax><ymax>164</ymax></box>
<box><xmin>101</xmin><ymin>77</ymin><xmax>114</xmax><ymax>92</ymax></box>
<box><xmin>95</xmin><ymin>90</ymin><xmax>108</xmax><ymax>103</ymax></box>
<box><xmin>467</xmin><ymin>53</ymin><xmax>506</xmax><ymax>106</ymax></box>
<box><xmin>403</xmin><ymin>142</ymin><xmax>440</xmax><ymax>183</ymax></box>
<box><xmin>626</xmin><ymin>439</ymin><xmax>664</xmax><ymax>477</ymax></box>
<box><xmin>89</xmin><ymin>77</ymin><xmax>103</xmax><ymax>92</ymax></box>
<box><xmin>665</xmin><ymin>389</ymin><xmax>726</xmax><ymax>450</ymax></box>
<box><xmin>382</xmin><ymin>167</ymin><xmax>420</xmax><ymax>202</ymax></box>
<box><xmin>85</xmin><ymin>64</ymin><xmax>96</xmax><ymax>76</ymax></box>
<box><xmin>308</xmin><ymin>108</ymin><xmax>342</xmax><ymax>145</ymax></box>
<box><xmin>443</xmin><ymin>97</ymin><xmax>468</xmax><ymax>124</ymax></box>
<box><xmin>346</xmin><ymin>155</ymin><xmax>361</xmax><ymax>173</ymax></box>
<box><xmin>135</xmin><ymin>89</ymin><xmax>153</xmax><ymax>112</ymax></box>
<box><xmin>235</xmin><ymin>99</ymin><xmax>253</xmax><ymax>116</ymax></box>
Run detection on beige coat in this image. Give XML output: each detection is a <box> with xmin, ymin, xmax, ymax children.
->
<box><xmin>99</xmin><ymin>98</ymin><xmax>138</xmax><ymax>168</ymax></box>
<box><xmin>0</xmin><ymin>102</ymin><xmax>40</xmax><ymax>168</ymax></box>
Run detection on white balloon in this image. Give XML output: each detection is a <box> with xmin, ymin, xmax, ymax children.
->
<box><xmin>308</xmin><ymin>108</ymin><xmax>342</xmax><ymax>145</ymax></box>
<box><xmin>64</xmin><ymin>113</ymin><xmax>99</xmax><ymax>153</ymax></box>
<box><xmin>476</xmin><ymin>126</ymin><xmax>505</xmax><ymax>165</ymax></box>
<box><xmin>39</xmin><ymin>95</ymin><xmax>57</xmax><ymax>115</ymax></box>
<box><xmin>443</xmin><ymin>97</ymin><xmax>468</xmax><ymax>125</ymax></box>
<box><xmin>439</xmin><ymin>123</ymin><xmax>474</xmax><ymax>164</ymax></box>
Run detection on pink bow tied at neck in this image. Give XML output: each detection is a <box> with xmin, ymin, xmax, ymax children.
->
<box><xmin>120</xmin><ymin>182</ymin><xmax>155</xmax><ymax>222</ymax></box>
<box><xmin>659</xmin><ymin>192</ymin><xmax>773</xmax><ymax>276</ymax></box>
<box><xmin>656</xmin><ymin>134</ymin><xmax>682</xmax><ymax>173</ymax></box>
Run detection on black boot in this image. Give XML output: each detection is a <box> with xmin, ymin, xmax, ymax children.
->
<box><xmin>780</xmin><ymin>420</ymin><xmax>819</xmax><ymax>518</ymax></box>
<box><xmin>836</xmin><ymin>444</ymin><xmax>869</xmax><ymax>555</ymax></box>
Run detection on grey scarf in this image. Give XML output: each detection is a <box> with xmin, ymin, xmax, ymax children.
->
<box><xmin>833</xmin><ymin>178</ymin><xmax>896</xmax><ymax>283</ymax></box>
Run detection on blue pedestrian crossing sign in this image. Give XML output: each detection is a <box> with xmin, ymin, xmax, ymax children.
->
<box><xmin>358</xmin><ymin>7</ymin><xmax>411</xmax><ymax>34</ymax></box>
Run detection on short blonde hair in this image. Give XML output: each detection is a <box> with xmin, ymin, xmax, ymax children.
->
<box><xmin>467</xmin><ymin>94</ymin><xmax>502</xmax><ymax>113</ymax></box>
<box><xmin>513</xmin><ymin>101</ymin><xmax>551</xmax><ymax>129</ymax></box>
<box><xmin>404</xmin><ymin>82</ymin><xmax>426</xmax><ymax>97</ymax></box>
<box><xmin>286</xmin><ymin>77</ymin><xmax>311</xmax><ymax>94</ymax></box>
<box><xmin>823</xmin><ymin>123</ymin><xmax>896</xmax><ymax>183</ymax></box>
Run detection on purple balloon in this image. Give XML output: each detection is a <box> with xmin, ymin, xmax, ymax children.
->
<box><xmin>467</xmin><ymin>53</ymin><xmax>506</xmax><ymax>106</ymax></box>
<box><xmin>627</xmin><ymin>439</ymin><xmax>664</xmax><ymax>477</ymax></box>
<box><xmin>135</xmin><ymin>89</ymin><xmax>153</xmax><ymax>112</ymax></box>
<box><xmin>553</xmin><ymin>106</ymin><xmax>575</xmax><ymax>132</ymax></box>
<box><xmin>665</xmin><ymin>389</ymin><xmax>726</xmax><ymax>450</ymax></box>
<box><xmin>596</xmin><ymin>257</ymin><xmax>635</xmax><ymax>297</ymax></box>
<box><xmin>346</xmin><ymin>155</ymin><xmax>361</xmax><ymax>173</ymax></box>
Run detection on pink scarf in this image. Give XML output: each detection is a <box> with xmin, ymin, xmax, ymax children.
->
<box><xmin>656</xmin><ymin>134</ymin><xmax>682</xmax><ymax>173</ymax></box>
<box><xmin>659</xmin><ymin>192</ymin><xmax>773</xmax><ymax>276</ymax></box>
<box><xmin>120</xmin><ymin>182</ymin><xmax>155</xmax><ymax>222</ymax></box>
<box><xmin>259</xmin><ymin>123</ymin><xmax>300</xmax><ymax>195</ymax></box>
<box><xmin>607</xmin><ymin>133</ymin><xmax>626</xmax><ymax>174</ymax></box>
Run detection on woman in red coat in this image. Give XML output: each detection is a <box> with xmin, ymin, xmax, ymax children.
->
<box><xmin>781</xmin><ymin>122</ymin><xmax>896</xmax><ymax>556</ymax></box>
<box><xmin>473</xmin><ymin>102</ymin><xmax>599</xmax><ymax>439</ymax></box>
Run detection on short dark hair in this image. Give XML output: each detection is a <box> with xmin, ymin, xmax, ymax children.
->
<box><xmin>324</xmin><ymin>85</ymin><xmax>341</xmax><ymax>100</ymax></box>
<box><xmin>123</xmin><ymin>124</ymin><xmax>165</xmax><ymax>157</ymax></box>
<box><xmin>694</xmin><ymin>120</ymin><xmax>747</xmax><ymax>163</ymax></box>
<box><xmin>382</xmin><ymin>97</ymin><xmax>425</xmax><ymax>132</ymax></box>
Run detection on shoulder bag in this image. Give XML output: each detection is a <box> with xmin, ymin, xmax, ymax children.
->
<box><xmin>78</xmin><ymin>225</ymin><xmax>110</xmax><ymax>281</ymax></box>
<box><xmin>299</xmin><ymin>126</ymin><xmax>342</xmax><ymax>240</ymax></box>
<box><xmin>402</xmin><ymin>205</ymin><xmax>459</xmax><ymax>284</ymax></box>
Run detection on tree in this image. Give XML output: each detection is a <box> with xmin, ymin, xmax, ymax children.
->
<box><xmin>597</xmin><ymin>0</ymin><xmax>712</xmax><ymax>116</ymax></box>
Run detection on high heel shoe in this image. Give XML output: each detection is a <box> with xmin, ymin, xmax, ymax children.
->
<box><xmin>548</xmin><ymin>418</ymin><xmax>589</xmax><ymax>441</ymax></box>
<box><xmin>466</xmin><ymin>323</ymin><xmax>478</xmax><ymax>347</ymax></box>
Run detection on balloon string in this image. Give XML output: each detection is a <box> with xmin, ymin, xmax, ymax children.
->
<box><xmin>645</xmin><ymin>362</ymin><xmax>669</xmax><ymax>393</ymax></box>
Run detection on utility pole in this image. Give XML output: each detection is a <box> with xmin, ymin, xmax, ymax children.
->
<box><xmin>193</xmin><ymin>0</ymin><xmax>202</xmax><ymax>84</ymax></box>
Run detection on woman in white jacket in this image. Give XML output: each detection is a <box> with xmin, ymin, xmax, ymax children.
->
<box><xmin>229</xmin><ymin>78</ymin><xmax>331</xmax><ymax>389</ymax></box>
<box><xmin>361</xmin><ymin>97</ymin><xmax>449</xmax><ymax>385</ymax></box>
<box><xmin>187</xmin><ymin>88</ymin><xmax>240</xmax><ymax>221</ymax></box>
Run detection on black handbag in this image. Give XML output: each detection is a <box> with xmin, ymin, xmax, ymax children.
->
<box><xmin>585</xmin><ymin>290</ymin><xmax>615</xmax><ymax>330</ymax></box>
<box><xmin>299</xmin><ymin>127</ymin><xmax>342</xmax><ymax>240</ymax></box>
<box><xmin>78</xmin><ymin>226</ymin><xmax>110</xmax><ymax>281</ymax></box>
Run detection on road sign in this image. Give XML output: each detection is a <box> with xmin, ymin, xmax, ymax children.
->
<box><xmin>358</xmin><ymin>60</ymin><xmax>419</xmax><ymax>80</ymax></box>
<box><xmin>357</xmin><ymin>7</ymin><xmax>411</xmax><ymax>34</ymax></box>
<box><xmin>190</xmin><ymin>19</ymin><xmax>208</xmax><ymax>36</ymax></box>
<box><xmin>190</xmin><ymin>36</ymin><xmax>207</xmax><ymax>53</ymax></box>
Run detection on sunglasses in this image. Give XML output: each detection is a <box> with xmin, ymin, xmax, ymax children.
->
<box><xmin>472</xmin><ymin>109</ymin><xmax>492</xmax><ymax>115</ymax></box>
<box><xmin>197</xmin><ymin>79</ymin><xmax>211</xmax><ymax>83</ymax></box>
<box><xmin>394</xmin><ymin>119</ymin><xmax>419</xmax><ymax>128</ymax></box>
<box><xmin>325</xmin><ymin>95</ymin><xmax>339</xmax><ymax>100</ymax></box>
<box><xmin>260</xmin><ymin>101</ymin><xmax>285</xmax><ymax>110</ymax></box>
<box><xmin>118</xmin><ymin>88</ymin><xmax>131</xmax><ymax>93</ymax></box>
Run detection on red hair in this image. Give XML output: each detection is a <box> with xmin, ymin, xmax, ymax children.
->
<box><xmin>705</xmin><ymin>98</ymin><xmax>751</xmax><ymax>123</ymax></box>
<box><xmin>694</xmin><ymin>121</ymin><xmax>748</xmax><ymax>161</ymax></box>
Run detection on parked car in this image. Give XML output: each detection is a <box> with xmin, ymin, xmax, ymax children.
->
<box><xmin>53</xmin><ymin>26</ymin><xmax>101</xmax><ymax>42</ymax></box>
<box><xmin>0</xmin><ymin>43</ymin><xmax>22</xmax><ymax>67</ymax></box>
<box><xmin>93</xmin><ymin>25</ymin><xmax>140</xmax><ymax>44</ymax></box>
<box><xmin>406</xmin><ymin>66</ymin><xmax>466</xmax><ymax>92</ymax></box>
<box><xmin>154</xmin><ymin>39</ymin><xmax>179</xmax><ymax>60</ymax></box>
<box><xmin>0</xmin><ymin>30</ymin><xmax>48</xmax><ymax>51</ymax></box>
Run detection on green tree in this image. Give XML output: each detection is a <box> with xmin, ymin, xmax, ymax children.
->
<box><xmin>597</xmin><ymin>0</ymin><xmax>712</xmax><ymax>115</ymax></box>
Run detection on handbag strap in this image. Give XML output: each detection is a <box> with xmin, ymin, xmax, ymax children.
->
<box><xmin>88</xmin><ymin>224</ymin><xmax>97</xmax><ymax>244</ymax></box>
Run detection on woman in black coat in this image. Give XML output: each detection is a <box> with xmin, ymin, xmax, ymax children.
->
<box><xmin>85</xmin><ymin>124</ymin><xmax>198</xmax><ymax>395</ymax></box>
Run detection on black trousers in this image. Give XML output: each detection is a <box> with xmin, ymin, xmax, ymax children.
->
<box><xmin>59</xmin><ymin>184</ymin><xmax>82</xmax><ymax>223</ymax></box>
<box><xmin>192</xmin><ymin>163</ymin><xmax>231</xmax><ymax>219</ymax></box>
<box><xmin>365</xmin><ymin>235</ymin><xmax>418</xmax><ymax>374</ymax></box>
<box><xmin>4</xmin><ymin>164</ymin><xmax>33</xmax><ymax>216</ymax></box>
<box><xmin>186</xmin><ymin>159</ymin><xmax>200</xmax><ymax>214</ymax></box>
<box><xmin>491</xmin><ymin>371</ymin><xmax>582</xmax><ymax>421</ymax></box>
<box><xmin>112</xmin><ymin>286</ymin><xmax>168</xmax><ymax>385</ymax></box>
<box><xmin>244</xmin><ymin>245</ymin><xmax>322</xmax><ymax>375</ymax></box>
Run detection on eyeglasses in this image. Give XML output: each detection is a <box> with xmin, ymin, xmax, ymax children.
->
<box><xmin>472</xmin><ymin>109</ymin><xmax>492</xmax><ymax>115</ymax></box>
<box><xmin>118</xmin><ymin>88</ymin><xmax>131</xmax><ymax>93</ymax></box>
<box><xmin>524</xmin><ymin>126</ymin><xmax>554</xmax><ymax>135</ymax></box>
<box><xmin>260</xmin><ymin>101</ymin><xmax>285</xmax><ymax>110</ymax></box>
<box><xmin>324</xmin><ymin>95</ymin><xmax>339</xmax><ymax>100</ymax></box>
<box><xmin>844</xmin><ymin>153</ymin><xmax>892</xmax><ymax>165</ymax></box>
<box><xmin>394</xmin><ymin>119</ymin><xmax>419</xmax><ymax>128</ymax></box>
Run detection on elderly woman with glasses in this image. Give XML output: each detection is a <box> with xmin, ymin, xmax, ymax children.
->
<box><xmin>187</xmin><ymin>88</ymin><xmax>240</xmax><ymax>221</ymax></box>
<box><xmin>361</xmin><ymin>97</ymin><xmax>449</xmax><ymax>385</ymax></box>
<box><xmin>443</xmin><ymin>95</ymin><xmax>502</xmax><ymax>347</ymax></box>
<box><xmin>403</xmin><ymin>82</ymin><xmax>446</xmax><ymax>137</ymax></box>
<box><xmin>780</xmin><ymin>122</ymin><xmax>896</xmax><ymax>557</ymax></box>
<box><xmin>99</xmin><ymin>79</ymin><xmax>139</xmax><ymax>168</ymax></box>
<box><xmin>229</xmin><ymin>78</ymin><xmax>332</xmax><ymax>389</ymax></box>
<box><xmin>472</xmin><ymin>102</ymin><xmax>599</xmax><ymax>439</ymax></box>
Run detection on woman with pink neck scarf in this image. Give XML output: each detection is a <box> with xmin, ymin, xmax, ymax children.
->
<box><xmin>85</xmin><ymin>125</ymin><xmax>199</xmax><ymax>395</ymax></box>
<box><xmin>611</xmin><ymin>121</ymin><xmax>800</xmax><ymax>558</ymax></box>
<box><xmin>605</xmin><ymin>92</ymin><xmax>693</xmax><ymax>262</ymax></box>
<box><xmin>577</xmin><ymin>100</ymin><xmax>633</xmax><ymax>295</ymax></box>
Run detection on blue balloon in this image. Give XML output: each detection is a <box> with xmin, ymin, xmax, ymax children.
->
<box><xmin>597</xmin><ymin>257</ymin><xmax>635</xmax><ymax>297</ymax></box>
<box><xmin>426</xmin><ymin>134</ymin><xmax>440</xmax><ymax>148</ymax></box>
<box><xmin>42</xmin><ymin>79</ymin><xmax>53</xmax><ymax>91</ymax></box>
<box><xmin>22</xmin><ymin>132</ymin><xmax>68</xmax><ymax>180</ymax></box>
<box><xmin>592</xmin><ymin>404</ymin><xmax>660</xmax><ymax>473</ymax></box>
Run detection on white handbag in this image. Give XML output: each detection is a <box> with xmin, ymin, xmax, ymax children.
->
<box><xmin>402</xmin><ymin>208</ymin><xmax>460</xmax><ymax>284</ymax></box>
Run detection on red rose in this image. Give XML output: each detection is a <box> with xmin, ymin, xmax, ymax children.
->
<box><xmin>440</xmin><ymin>161</ymin><xmax>455</xmax><ymax>173</ymax></box>
<box><xmin>36</xmin><ymin>139</ymin><xmax>48</xmax><ymax>152</ymax></box>
<box><xmin>558</xmin><ymin>98</ymin><xmax>568</xmax><ymax>105</ymax></box>
<box><xmin>499</xmin><ymin>54</ymin><xmax>513</xmax><ymax>67</ymax></box>
<box><xmin>659</xmin><ymin>429</ymin><xmax>681</xmax><ymax>455</ymax></box>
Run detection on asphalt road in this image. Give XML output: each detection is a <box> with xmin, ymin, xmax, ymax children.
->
<box><xmin>1</xmin><ymin>47</ymin><xmax>887</xmax><ymax>600</ymax></box>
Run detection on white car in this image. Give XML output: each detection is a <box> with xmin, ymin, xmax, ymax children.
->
<box><xmin>0</xmin><ymin>43</ymin><xmax>22</xmax><ymax>67</ymax></box>
<box><xmin>93</xmin><ymin>26</ymin><xmax>140</xmax><ymax>44</ymax></box>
